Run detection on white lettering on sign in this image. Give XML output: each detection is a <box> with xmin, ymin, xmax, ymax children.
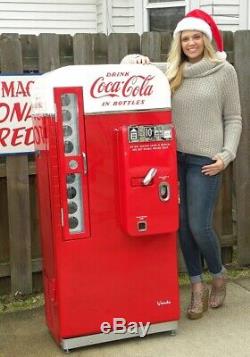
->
<box><xmin>0</xmin><ymin>76</ymin><xmax>38</xmax><ymax>154</ymax></box>
<box><xmin>130</xmin><ymin>142</ymin><xmax>169</xmax><ymax>152</ymax></box>
<box><xmin>100</xmin><ymin>318</ymin><xmax>150</xmax><ymax>338</ymax></box>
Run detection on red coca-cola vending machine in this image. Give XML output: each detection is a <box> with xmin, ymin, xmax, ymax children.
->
<box><xmin>32</xmin><ymin>64</ymin><xmax>179</xmax><ymax>351</ymax></box>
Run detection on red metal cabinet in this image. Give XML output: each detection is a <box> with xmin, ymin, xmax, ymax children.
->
<box><xmin>32</xmin><ymin>64</ymin><xmax>180</xmax><ymax>351</ymax></box>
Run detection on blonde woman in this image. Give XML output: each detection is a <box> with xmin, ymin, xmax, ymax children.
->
<box><xmin>122</xmin><ymin>9</ymin><xmax>242</xmax><ymax>320</ymax></box>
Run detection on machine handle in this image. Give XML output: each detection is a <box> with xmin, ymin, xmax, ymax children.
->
<box><xmin>82</xmin><ymin>152</ymin><xmax>88</xmax><ymax>175</ymax></box>
<box><xmin>143</xmin><ymin>168</ymin><xmax>157</xmax><ymax>186</ymax></box>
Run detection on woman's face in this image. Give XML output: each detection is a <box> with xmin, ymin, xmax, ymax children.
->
<box><xmin>181</xmin><ymin>30</ymin><xmax>205</xmax><ymax>63</ymax></box>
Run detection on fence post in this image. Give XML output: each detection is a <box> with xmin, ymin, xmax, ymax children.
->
<box><xmin>234</xmin><ymin>30</ymin><xmax>250</xmax><ymax>265</ymax></box>
<box><xmin>222</xmin><ymin>31</ymin><xmax>234</xmax><ymax>64</ymax></box>
<box><xmin>59</xmin><ymin>35</ymin><xmax>74</xmax><ymax>67</ymax></box>
<box><xmin>107</xmin><ymin>33</ymin><xmax>129</xmax><ymax>63</ymax></box>
<box><xmin>141</xmin><ymin>32</ymin><xmax>161</xmax><ymax>62</ymax></box>
<box><xmin>93</xmin><ymin>34</ymin><xmax>108</xmax><ymax>64</ymax></box>
<box><xmin>38</xmin><ymin>34</ymin><xmax>60</xmax><ymax>72</ymax></box>
<box><xmin>159</xmin><ymin>31</ymin><xmax>173</xmax><ymax>62</ymax></box>
<box><xmin>73</xmin><ymin>34</ymin><xmax>95</xmax><ymax>64</ymax></box>
<box><xmin>0</xmin><ymin>33</ymin><xmax>32</xmax><ymax>295</ymax></box>
<box><xmin>214</xmin><ymin>165</ymin><xmax>235</xmax><ymax>264</ymax></box>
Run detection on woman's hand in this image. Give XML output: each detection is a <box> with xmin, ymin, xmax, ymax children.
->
<box><xmin>134</xmin><ymin>55</ymin><xmax>150</xmax><ymax>64</ymax></box>
<box><xmin>201</xmin><ymin>155</ymin><xmax>225</xmax><ymax>176</ymax></box>
<box><xmin>120</xmin><ymin>54</ymin><xmax>150</xmax><ymax>64</ymax></box>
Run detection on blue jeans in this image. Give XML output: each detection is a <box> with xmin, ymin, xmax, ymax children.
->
<box><xmin>177</xmin><ymin>152</ymin><xmax>224</xmax><ymax>283</ymax></box>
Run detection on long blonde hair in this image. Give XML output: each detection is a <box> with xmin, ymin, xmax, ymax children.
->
<box><xmin>167</xmin><ymin>33</ymin><xmax>221</xmax><ymax>93</ymax></box>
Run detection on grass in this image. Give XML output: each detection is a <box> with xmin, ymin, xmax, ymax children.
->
<box><xmin>179</xmin><ymin>245</ymin><xmax>250</xmax><ymax>286</ymax></box>
<box><xmin>179</xmin><ymin>265</ymin><xmax>250</xmax><ymax>286</ymax></box>
<box><xmin>0</xmin><ymin>292</ymin><xmax>44</xmax><ymax>314</ymax></box>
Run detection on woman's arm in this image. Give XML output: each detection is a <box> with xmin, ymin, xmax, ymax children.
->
<box><xmin>216</xmin><ymin>63</ymin><xmax>242</xmax><ymax>168</ymax></box>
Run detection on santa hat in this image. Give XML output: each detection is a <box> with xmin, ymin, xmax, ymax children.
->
<box><xmin>173</xmin><ymin>9</ymin><xmax>226</xmax><ymax>60</ymax></box>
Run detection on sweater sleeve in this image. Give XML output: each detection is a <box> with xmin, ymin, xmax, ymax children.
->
<box><xmin>216</xmin><ymin>63</ymin><xmax>242</xmax><ymax>168</ymax></box>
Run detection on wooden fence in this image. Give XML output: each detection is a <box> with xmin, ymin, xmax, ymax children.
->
<box><xmin>0</xmin><ymin>31</ymin><xmax>250</xmax><ymax>295</ymax></box>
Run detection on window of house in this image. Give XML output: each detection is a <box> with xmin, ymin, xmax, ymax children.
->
<box><xmin>146</xmin><ymin>1</ymin><xmax>186</xmax><ymax>32</ymax></box>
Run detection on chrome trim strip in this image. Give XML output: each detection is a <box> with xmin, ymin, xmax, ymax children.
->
<box><xmin>61</xmin><ymin>321</ymin><xmax>178</xmax><ymax>351</ymax></box>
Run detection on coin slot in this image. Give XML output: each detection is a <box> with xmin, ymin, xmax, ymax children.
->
<box><xmin>137</xmin><ymin>221</ymin><xmax>147</xmax><ymax>232</ymax></box>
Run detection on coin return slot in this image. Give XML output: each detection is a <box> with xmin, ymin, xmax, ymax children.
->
<box><xmin>137</xmin><ymin>221</ymin><xmax>147</xmax><ymax>232</ymax></box>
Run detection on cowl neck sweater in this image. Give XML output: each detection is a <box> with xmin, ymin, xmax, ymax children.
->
<box><xmin>183</xmin><ymin>58</ymin><xmax>225</xmax><ymax>78</ymax></box>
<box><xmin>171</xmin><ymin>58</ymin><xmax>242</xmax><ymax>167</ymax></box>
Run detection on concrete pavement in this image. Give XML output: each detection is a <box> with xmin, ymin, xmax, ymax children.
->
<box><xmin>1</xmin><ymin>279</ymin><xmax>250</xmax><ymax>357</ymax></box>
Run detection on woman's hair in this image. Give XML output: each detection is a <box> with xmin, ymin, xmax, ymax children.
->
<box><xmin>166</xmin><ymin>32</ymin><xmax>220</xmax><ymax>93</ymax></box>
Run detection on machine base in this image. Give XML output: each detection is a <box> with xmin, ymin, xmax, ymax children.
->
<box><xmin>61</xmin><ymin>321</ymin><xmax>178</xmax><ymax>351</ymax></box>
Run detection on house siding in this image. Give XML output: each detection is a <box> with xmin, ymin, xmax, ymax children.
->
<box><xmin>0</xmin><ymin>0</ymin><xmax>247</xmax><ymax>35</ymax></box>
<box><xmin>97</xmin><ymin>0</ymin><xmax>103</xmax><ymax>32</ymax></box>
<box><xmin>198</xmin><ymin>0</ymin><xmax>240</xmax><ymax>31</ymax></box>
<box><xmin>0</xmin><ymin>0</ymin><xmax>97</xmax><ymax>34</ymax></box>
<box><xmin>111</xmin><ymin>0</ymin><xmax>135</xmax><ymax>33</ymax></box>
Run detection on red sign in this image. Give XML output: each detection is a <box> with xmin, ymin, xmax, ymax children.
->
<box><xmin>0</xmin><ymin>75</ymin><xmax>38</xmax><ymax>154</ymax></box>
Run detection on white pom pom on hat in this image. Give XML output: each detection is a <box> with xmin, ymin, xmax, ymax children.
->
<box><xmin>173</xmin><ymin>9</ymin><xmax>227</xmax><ymax>60</ymax></box>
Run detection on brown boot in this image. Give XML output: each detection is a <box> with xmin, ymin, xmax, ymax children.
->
<box><xmin>187</xmin><ymin>284</ymin><xmax>209</xmax><ymax>320</ymax></box>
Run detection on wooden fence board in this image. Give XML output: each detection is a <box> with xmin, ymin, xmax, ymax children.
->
<box><xmin>38</xmin><ymin>34</ymin><xmax>60</xmax><ymax>72</ymax></box>
<box><xmin>234</xmin><ymin>31</ymin><xmax>250</xmax><ymax>265</ymax></box>
<box><xmin>0</xmin><ymin>177</ymin><xmax>9</xmax><ymax>264</ymax></box>
<box><xmin>21</xmin><ymin>35</ymin><xmax>39</xmax><ymax>72</ymax></box>
<box><xmin>160</xmin><ymin>31</ymin><xmax>173</xmax><ymax>62</ymax></box>
<box><xmin>29</xmin><ymin>174</ymin><xmax>41</xmax><ymax>260</ymax></box>
<box><xmin>6</xmin><ymin>156</ymin><xmax>32</xmax><ymax>294</ymax></box>
<box><xmin>93</xmin><ymin>33</ymin><xmax>108</xmax><ymax>64</ymax></box>
<box><xmin>108</xmin><ymin>33</ymin><xmax>130</xmax><ymax>64</ymax></box>
<box><xmin>126</xmin><ymin>33</ymin><xmax>141</xmax><ymax>55</ymax></box>
<box><xmin>214</xmin><ymin>165</ymin><xmax>235</xmax><ymax>264</ymax></box>
<box><xmin>0</xmin><ymin>34</ymin><xmax>32</xmax><ymax>295</ymax></box>
<box><xmin>59</xmin><ymin>35</ymin><xmax>73</xmax><ymax>67</ymax></box>
<box><xmin>141</xmin><ymin>32</ymin><xmax>161</xmax><ymax>62</ymax></box>
<box><xmin>73</xmin><ymin>33</ymin><xmax>95</xmax><ymax>65</ymax></box>
<box><xmin>222</xmin><ymin>31</ymin><xmax>234</xmax><ymax>64</ymax></box>
<box><xmin>0</xmin><ymin>258</ymin><xmax>42</xmax><ymax>278</ymax></box>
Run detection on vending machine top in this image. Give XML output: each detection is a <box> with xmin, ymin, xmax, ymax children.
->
<box><xmin>31</xmin><ymin>64</ymin><xmax>171</xmax><ymax>116</ymax></box>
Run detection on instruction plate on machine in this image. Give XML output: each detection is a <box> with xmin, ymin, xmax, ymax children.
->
<box><xmin>128</xmin><ymin>125</ymin><xmax>172</xmax><ymax>143</ymax></box>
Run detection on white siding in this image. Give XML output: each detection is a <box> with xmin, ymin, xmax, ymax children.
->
<box><xmin>199</xmin><ymin>0</ymin><xmax>240</xmax><ymax>31</ymax></box>
<box><xmin>239</xmin><ymin>0</ymin><xmax>250</xmax><ymax>29</ymax></box>
<box><xmin>97</xmin><ymin>0</ymin><xmax>103</xmax><ymax>32</ymax></box>
<box><xmin>0</xmin><ymin>0</ymin><xmax>97</xmax><ymax>34</ymax></box>
<box><xmin>111</xmin><ymin>0</ymin><xmax>135</xmax><ymax>33</ymax></box>
<box><xmin>0</xmin><ymin>0</ymin><xmax>247</xmax><ymax>34</ymax></box>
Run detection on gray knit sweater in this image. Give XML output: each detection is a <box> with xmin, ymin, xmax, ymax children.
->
<box><xmin>172</xmin><ymin>58</ymin><xmax>242</xmax><ymax>167</ymax></box>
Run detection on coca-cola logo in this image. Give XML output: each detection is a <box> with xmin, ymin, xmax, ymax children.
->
<box><xmin>90</xmin><ymin>75</ymin><xmax>154</xmax><ymax>99</ymax></box>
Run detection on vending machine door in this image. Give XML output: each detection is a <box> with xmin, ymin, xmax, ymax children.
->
<box><xmin>116</xmin><ymin>122</ymin><xmax>178</xmax><ymax>236</ymax></box>
<box><xmin>54</xmin><ymin>87</ymin><xmax>90</xmax><ymax>240</ymax></box>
